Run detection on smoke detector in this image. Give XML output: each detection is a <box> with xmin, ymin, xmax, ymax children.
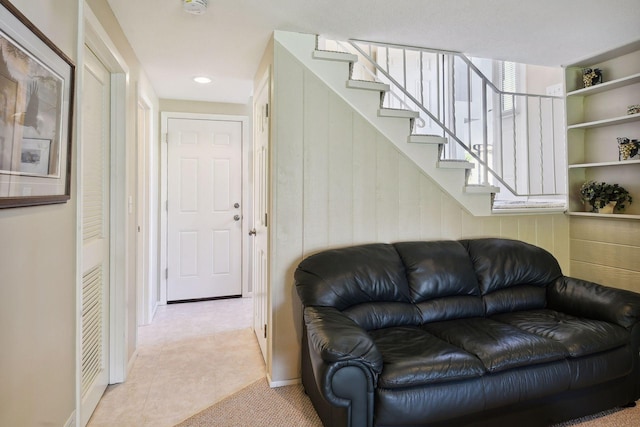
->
<box><xmin>183</xmin><ymin>0</ymin><xmax>208</xmax><ymax>15</ymax></box>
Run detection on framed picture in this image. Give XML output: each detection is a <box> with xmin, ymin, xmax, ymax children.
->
<box><xmin>0</xmin><ymin>0</ymin><xmax>74</xmax><ymax>208</ymax></box>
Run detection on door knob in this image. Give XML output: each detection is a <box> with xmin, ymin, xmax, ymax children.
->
<box><xmin>234</xmin><ymin>215</ymin><xmax>241</xmax><ymax>221</ymax></box>
<box><xmin>249</xmin><ymin>228</ymin><xmax>257</xmax><ymax>236</ymax></box>
<box><xmin>234</xmin><ymin>203</ymin><xmax>240</xmax><ymax>208</ymax></box>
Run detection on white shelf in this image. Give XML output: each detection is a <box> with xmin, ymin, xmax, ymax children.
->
<box><xmin>565</xmin><ymin>43</ymin><xmax>640</xmax><ymax>219</ymax></box>
<box><xmin>567</xmin><ymin>212</ymin><xmax>640</xmax><ymax>220</ymax></box>
<box><xmin>566</xmin><ymin>72</ymin><xmax>640</xmax><ymax>97</ymax></box>
<box><xmin>567</xmin><ymin>113</ymin><xmax>640</xmax><ymax>130</ymax></box>
<box><xmin>569</xmin><ymin>160</ymin><xmax>640</xmax><ymax>169</ymax></box>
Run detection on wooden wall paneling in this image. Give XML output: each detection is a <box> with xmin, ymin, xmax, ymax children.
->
<box><xmin>352</xmin><ymin>117</ymin><xmax>377</xmax><ymax>243</ymax></box>
<box><xmin>419</xmin><ymin>175</ymin><xmax>443</xmax><ymax>240</ymax></box>
<box><xmin>481</xmin><ymin>217</ymin><xmax>502</xmax><ymax>236</ymax></box>
<box><xmin>570</xmin><ymin>260</ymin><xmax>639</xmax><ymax>292</ymax></box>
<box><xmin>375</xmin><ymin>134</ymin><xmax>400</xmax><ymax>242</ymax></box>
<box><xmin>499</xmin><ymin>216</ymin><xmax>519</xmax><ymax>238</ymax></box>
<box><xmin>570</xmin><ymin>239</ymin><xmax>640</xmax><ymax>272</ymax></box>
<box><xmin>534</xmin><ymin>216</ymin><xmax>554</xmax><ymax>254</ymax></box>
<box><xmin>461</xmin><ymin>210</ymin><xmax>483</xmax><ymax>238</ymax></box>
<box><xmin>271</xmin><ymin>46</ymin><xmax>305</xmax><ymax>381</ymax></box>
<box><xmin>440</xmin><ymin>193</ymin><xmax>463</xmax><ymax>239</ymax></box>
<box><xmin>552</xmin><ymin>215</ymin><xmax>571</xmax><ymax>274</ymax></box>
<box><xmin>328</xmin><ymin>94</ymin><xmax>354</xmax><ymax>247</ymax></box>
<box><xmin>517</xmin><ymin>217</ymin><xmax>537</xmax><ymax>243</ymax></box>
<box><xmin>570</xmin><ymin>217</ymin><xmax>640</xmax><ymax>246</ymax></box>
<box><xmin>302</xmin><ymin>74</ymin><xmax>330</xmax><ymax>254</ymax></box>
<box><xmin>398</xmin><ymin>155</ymin><xmax>422</xmax><ymax>241</ymax></box>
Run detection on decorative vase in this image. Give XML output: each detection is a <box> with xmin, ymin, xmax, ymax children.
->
<box><xmin>617</xmin><ymin>137</ymin><xmax>640</xmax><ymax>160</ymax></box>
<box><xmin>582</xmin><ymin>68</ymin><xmax>603</xmax><ymax>87</ymax></box>
<box><xmin>596</xmin><ymin>201</ymin><xmax>617</xmax><ymax>214</ymax></box>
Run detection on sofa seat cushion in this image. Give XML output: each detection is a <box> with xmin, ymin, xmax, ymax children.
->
<box><xmin>492</xmin><ymin>309</ymin><xmax>630</xmax><ymax>357</ymax></box>
<box><xmin>369</xmin><ymin>326</ymin><xmax>485</xmax><ymax>389</ymax></box>
<box><xmin>424</xmin><ymin>318</ymin><xmax>568</xmax><ymax>373</ymax></box>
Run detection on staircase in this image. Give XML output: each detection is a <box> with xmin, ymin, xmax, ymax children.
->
<box><xmin>276</xmin><ymin>31</ymin><xmax>499</xmax><ymax>216</ymax></box>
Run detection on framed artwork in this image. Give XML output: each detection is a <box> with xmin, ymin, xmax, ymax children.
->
<box><xmin>0</xmin><ymin>0</ymin><xmax>74</xmax><ymax>208</ymax></box>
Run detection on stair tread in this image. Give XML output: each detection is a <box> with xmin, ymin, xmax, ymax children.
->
<box><xmin>378</xmin><ymin>108</ymin><xmax>420</xmax><ymax>118</ymax></box>
<box><xmin>347</xmin><ymin>80</ymin><xmax>390</xmax><ymax>91</ymax></box>
<box><xmin>439</xmin><ymin>159</ymin><xmax>475</xmax><ymax>169</ymax></box>
<box><xmin>408</xmin><ymin>134</ymin><xmax>447</xmax><ymax>144</ymax></box>
<box><xmin>464</xmin><ymin>184</ymin><xmax>501</xmax><ymax>193</ymax></box>
<box><xmin>313</xmin><ymin>50</ymin><xmax>358</xmax><ymax>63</ymax></box>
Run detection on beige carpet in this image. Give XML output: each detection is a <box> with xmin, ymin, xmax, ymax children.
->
<box><xmin>176</xmin><ymin>378</ymin><xmax>640</xmax><ymax>427</ymax></box>
<box><xmin>175</xmin><ymin>378</ymin><xmax>321</xmax><ymax>427</ymax></box>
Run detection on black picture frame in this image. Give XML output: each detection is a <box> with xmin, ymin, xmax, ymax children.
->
<box><xmin>0</xmin><ymin>0</ymin><xmax>74</xmax><ymax>208</ymax></box>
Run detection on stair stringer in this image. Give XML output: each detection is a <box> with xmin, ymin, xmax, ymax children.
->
<box><xmin>274</xmin><ymin>31</ymin><xmax>493</xmax><ymax>216</ymax></box>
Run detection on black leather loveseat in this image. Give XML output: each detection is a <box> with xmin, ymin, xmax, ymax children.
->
<box><xmin>295</xmin><ymin>238</ymin><xmax>640</xmax><ymax>427</ymax></box>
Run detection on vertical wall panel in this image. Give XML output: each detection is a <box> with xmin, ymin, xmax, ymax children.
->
<box><xmin>398</xmin><ymin>156</ymin><xmax>421</xmax><ymax>241</ymax></box>
<box><xmin>328</xmin><ymin>96</ymin><xmax>354</xmax><ymax>247</ymax></box>
<box><xmin>302</xmin><ymin>75</ymin><xmax>330</xmax><ymax>254</ymax></box>
<box><xmin>271</xmin><ymin>45</ymin><xmax>306</xmax><ymax>382</ymax></box>
<box><xmin>352</xmin><ymin>116</ymin><xmax>377</xmax><ymax>242</ymax></box>
<box><xmin>419</xmin><ymin>176</ymin><xmax>443</xmax><ymax>240</ymax></box>
<box><xmin>375</xmin><ymin>135</ymin><xmax>399</xmax><ymax>242</ymax></box>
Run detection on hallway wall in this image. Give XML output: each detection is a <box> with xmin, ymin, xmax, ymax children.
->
<box><xmin>0</xmin><ymin>1</ymin><xmax>78</xmax><ymax>425</ymax></box>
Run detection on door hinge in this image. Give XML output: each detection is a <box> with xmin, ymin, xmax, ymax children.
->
<box><xmin>264</xmin><ymin>212</ymin><xmax>268</xmax><ymax>228</ymax></box>
<box><xmin>165</xmin><ymin>268</ymin><xmax>168</xmax><ymax>280</ymax></box>
<box><xmin>163</xmin><ymin>133</ymin><xmax>169</xmax><ymax>144</ymax></box>
<box><xmin>265</xmin><ymin>103</ymin><xmax>269</xmax><ymax>118</ymax></box>
<box><xmin>264</xmin><ymin>324</ymin><xmax>267</xmax><ymax>339</ymax></box>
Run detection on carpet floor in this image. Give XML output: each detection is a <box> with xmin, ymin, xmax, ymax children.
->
<box><xmin>176</xmin><ymin>378</ymin><xmax>640</xmax><ymax>427</ymax></box>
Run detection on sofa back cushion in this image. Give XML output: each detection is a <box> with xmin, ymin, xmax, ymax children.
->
<box><xmin>295</xmin><ymin>243</ymin><xmax>412</xmax><ymax>316</ymax></box>
<box><xmin>461</xmin><ymin>238</ymin><xmax>563</xmax><ymax>316</ymax></box>
<box><xmin>394</xmin><ymin>241</ymin><xmax>484</xmax><ymax>322</ymax></box>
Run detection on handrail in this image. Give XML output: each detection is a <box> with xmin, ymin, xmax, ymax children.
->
<box><xmin>343</xmin><ymin>39</ymin><xmax>565</xmax><ymax>197</ymax></box>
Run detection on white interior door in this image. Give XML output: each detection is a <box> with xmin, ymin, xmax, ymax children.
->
<box><xmin>80</xmin><ymin>45</ymin><xmax>111</xmax><ymax>426</ymax></box>
<box><xmin>252</xmin><ymin>72</ymin><xmax>270</xmax><ymax>360</ymax></box>
<box><xmin>167</xmin><ymin>118</ymin><xmax>242</xmax><ymax>301</ymax></box>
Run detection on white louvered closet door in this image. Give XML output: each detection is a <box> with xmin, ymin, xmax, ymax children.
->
<box><xmin>80</xmin><ymin>46</ymin><xmax>111</xmax><ymax>426</ymax></box>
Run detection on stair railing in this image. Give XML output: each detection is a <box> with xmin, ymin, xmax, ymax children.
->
<box><xmin>325</xmin><ymin>38</ymin><xmax>565</xmax><ymax>197</ymax></box>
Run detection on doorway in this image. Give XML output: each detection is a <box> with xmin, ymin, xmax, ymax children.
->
<box><xmin>79</xmin><ymin>5</ymin><xmax>130</xmax><ymax>425</ymax></box>
<box><xmin>160</xmin><ymin>113</ymin><xmax>250</xmax><ymax>304</ymax></box>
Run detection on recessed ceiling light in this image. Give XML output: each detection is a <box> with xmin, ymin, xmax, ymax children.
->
<box><xmin>193</xmin><ymin>76</ymin><xmax>212</xmax><ymax>84</ymax></box>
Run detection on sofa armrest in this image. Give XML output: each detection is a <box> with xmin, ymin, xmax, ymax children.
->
<box><xmin>548</xmin><ymin>276</ymin><xmax>640</xmax><ymax>329</ymax></box>
<box><xmin>304</xmin><ymin>306</ymin><xmax>383</xmax><ymax>374</ymax></box>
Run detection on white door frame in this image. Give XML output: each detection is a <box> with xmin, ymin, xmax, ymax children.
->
<box><xmin>160</xmin><ymin>112</ymin><xmax>251</xmax><ymax>304</ymax></box>
<box><xmin>136</xmin><ymin>92</ymin><xmax>156</xmax><ymax>325</ymax></box>
<box><xmin>76</xmin><ymin>3</ymin><xmax>130</xmax><ymax>424</ymax></box>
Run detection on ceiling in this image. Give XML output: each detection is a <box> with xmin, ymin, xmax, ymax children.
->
<box><xmin>106</xmin><ymin>0</ymin><xmax>640</xmax><ymax>105</ymax></box>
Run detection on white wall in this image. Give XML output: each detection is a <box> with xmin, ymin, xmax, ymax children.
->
<box><xmin>266</xmin><ymin>39</ymin><xmax>570</xmax><ymax>383</ymax></box>
<box><xmin>0</xmin><ymin>1</ymin><xmax>78</xmax><ymax>425</ymax></box>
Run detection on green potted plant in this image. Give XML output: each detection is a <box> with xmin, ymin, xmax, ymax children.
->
<box><xmin>579</xmin><ymin>180</ymin><xmax>633</xmax><ymax>213</ymax></box>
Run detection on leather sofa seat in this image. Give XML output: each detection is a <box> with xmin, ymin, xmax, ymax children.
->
<box><xmin>369</xmin><ymin>326</ymin><xmax>485</xmax><ymax>388</ymax></box>
<box><xmin>423</xmin><ymin>318</ymin><xmax>568</xmax><ymax>372</ymax></box>
<box><xmin>492</xmin><ymin>309</ymin><xmax>630</xmax><ymax>357</ymax></box>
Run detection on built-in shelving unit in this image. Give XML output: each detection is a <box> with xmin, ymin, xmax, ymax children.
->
<box><xmin>565</xmin><ymin>40</ymin><xmax>640</xmax><ymax>218</ymax></box>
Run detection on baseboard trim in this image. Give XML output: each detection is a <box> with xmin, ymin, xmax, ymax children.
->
<box><xmin>267</xmin><ymin>374</ymin><xmax>301</xmax><ymax>388</ymax></box>
<box><xmin>64</xmin><ymin>410</ymin><xmax>76</xmax><ymax>427</ymax></box>
<box><xmin>126</xmin><ymin>348</ymin><xmax>138</xmax><ymax>378</ymax></box>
